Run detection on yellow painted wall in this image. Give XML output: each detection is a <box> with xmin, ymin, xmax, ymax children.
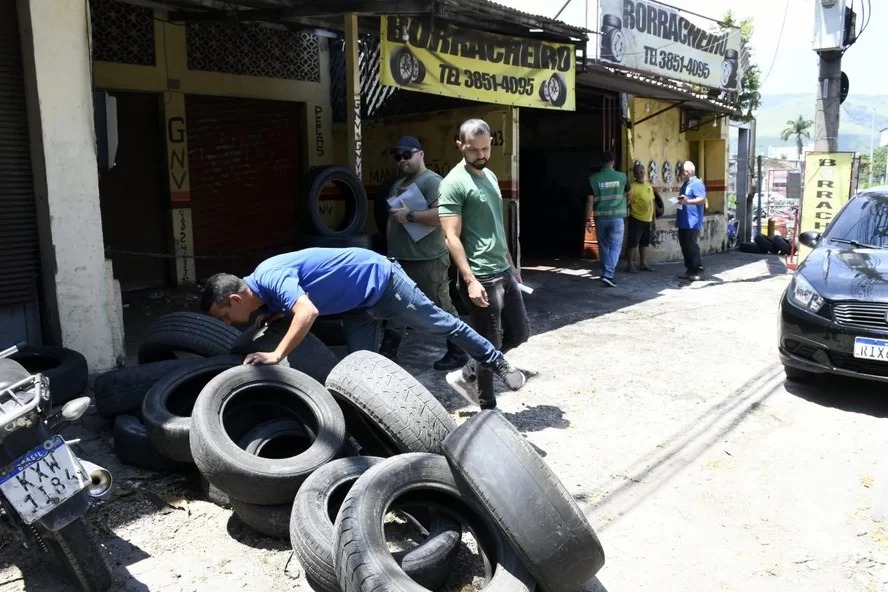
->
<box><xmin>92</xmin><ymin>11</ymin><xmax>332</xmax><ymax>284</ymax></box>
<box><xmin>330</xmin><ymin>105</ymin><xmax>516</xmax><ymax>233</ymax></box>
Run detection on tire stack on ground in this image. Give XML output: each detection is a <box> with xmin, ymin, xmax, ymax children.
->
<box><xmin>738</xmin><ymin>233</ymin><xmax>793</xmax><ymax>255</ymax></box>
<box><xmin>184</xmin><ymin>349</ymin><xmax>606</xmax><ymax>590</ymax></box>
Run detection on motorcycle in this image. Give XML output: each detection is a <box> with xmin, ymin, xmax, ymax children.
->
<box><xmin>0</xmin><ymin>344</ymin><xmax>113</xmax><ymax>591</ymax></box>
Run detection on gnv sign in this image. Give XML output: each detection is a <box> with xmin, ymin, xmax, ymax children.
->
<box><xmin>598</xmin><ymin>0</ymin><xmax>742</xmax><ymax>91</ymax></box>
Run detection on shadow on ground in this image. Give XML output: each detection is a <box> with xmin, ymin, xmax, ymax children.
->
<box><xmin>783</xmin><ymin>373</ymin><xmax>888</xmax><ymax>419</ymax></box>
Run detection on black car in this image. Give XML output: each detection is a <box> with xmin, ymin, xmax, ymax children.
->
<box><xmin>779</xmin><ymin>188</ymin><xmax>888</xmax><ymax>382</ymax></box>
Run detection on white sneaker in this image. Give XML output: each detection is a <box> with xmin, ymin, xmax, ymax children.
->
<box><xmin>446</xmin><ymin>363</ymin><xmax>480</xmax><ymax>406</ymax></box>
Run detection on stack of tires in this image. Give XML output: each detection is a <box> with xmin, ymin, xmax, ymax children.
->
<box><xmin>296</xmin><ymin>165</ymin><xmax>371</xmax><ymax>251</ymax></box>
<box><xmin>93</xmin><ymin>313</ymin><xmax>339</xmax><ymax>473</ymax></box>
<box><xmin>738</xmin><ymin>233</ymin><xmax>793</xmax><ymax>256</ymax></box>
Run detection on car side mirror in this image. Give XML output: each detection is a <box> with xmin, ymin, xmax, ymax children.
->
<box><xmin>798</xmin><ymin>231</ymin><xmax>821</xmax><ymax>249</ymax></box>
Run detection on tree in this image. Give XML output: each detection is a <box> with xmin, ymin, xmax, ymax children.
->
<box><xmin>718</xmin><ymin>11</ymin><xmax>761</xmax><ymax>122</ymax></box>
<box><xmin>780</xmin><ymin>116</ymin><xmax>813</xmax><ymax>160</ymax></box>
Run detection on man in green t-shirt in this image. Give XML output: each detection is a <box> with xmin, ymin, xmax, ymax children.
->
<box><xmin>586</xmin><ymin>150</ymin><xmax>629</xmax><ymax>287</ymax></box>
<box><xmin>381</xmin><ymin>135</ymin><xmax>468</xmax><ymax>371</ymax></box>
<box><xmin>438</xmin><ymin>119</ymin><xmax>529</xmax><ymax>410</ymax></box>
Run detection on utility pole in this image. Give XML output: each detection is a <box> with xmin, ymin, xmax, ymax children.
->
<box><xmin>868</xmin><ymin>109</ymin><xmax>875</xmax><ymax>184</ymax></box>
<box><xmin>813</xmin><ymin>49</ymin><xmax>842</xmax><ymax>152</ymax></box>
<box><xmin>756</xmin><ymin>155</ymin><xmax>763</xmax><ymax>236</ymax></box>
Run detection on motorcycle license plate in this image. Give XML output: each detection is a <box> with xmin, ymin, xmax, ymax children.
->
<box><xmin>0</xmin><ymin>435</ymin><xmax>90</xmax><ymax>524</ymax></box>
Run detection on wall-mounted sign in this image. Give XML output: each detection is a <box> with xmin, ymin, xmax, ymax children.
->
<box><xmin>380</xmin><ymin>16</ymin><xmax>576</xmax><ymax>111</ymax></box>
<box><xmin>598</xmin><ymin>0</ymin><xmax>742</xmax><ymax>91</ymax></box>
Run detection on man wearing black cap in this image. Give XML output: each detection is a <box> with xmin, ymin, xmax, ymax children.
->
<box><xmin>380</xmin><ymin>135</ymin><xmax>469</xmax><ymax>371</ymax></box>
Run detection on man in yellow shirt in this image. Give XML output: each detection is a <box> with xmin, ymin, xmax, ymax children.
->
<box><xmin>625</xmin><ymin>162</ymin><xmax>662</xmax><ymax>272</ymax></box>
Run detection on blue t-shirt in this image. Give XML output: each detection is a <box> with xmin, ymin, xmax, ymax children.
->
<box><xmin>244</xmin><ymin>248</ymin><xmax>392</xmax><ymax>315</ymax></box>
<box><xmin>676</xmin><ymin>177</ymin><xmax>706</xmax><ymax>230</ymax></box>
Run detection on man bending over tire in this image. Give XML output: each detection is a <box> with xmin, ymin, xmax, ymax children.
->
<box><xmin>200</xmin><ymin>247</ymin><xmax>525</xmax><ymax>395</ymax></box>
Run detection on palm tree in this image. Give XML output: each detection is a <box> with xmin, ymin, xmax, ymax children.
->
<box><xmin>780</xmin><ymin>116</ymin><xmax>813</xmax><ymax>161</ymax></box>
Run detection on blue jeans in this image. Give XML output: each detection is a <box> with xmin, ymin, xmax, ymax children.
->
<box><xmin>595</xmin><ymin>217</ymin><xmax>625</xmax><ymax>279</ymax></box>
<box><xmin>340</xmin><ymin>262</ymin><xmax>500</xmax><ymax>364</ymax></box>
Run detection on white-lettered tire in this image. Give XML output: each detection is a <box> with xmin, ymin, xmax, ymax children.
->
<box><xmin>189</xmin><ymin>365</ymin><xmax>346</xmax><ymax>505</ymax></box>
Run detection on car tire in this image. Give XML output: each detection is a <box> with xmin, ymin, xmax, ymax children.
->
<box><xmin>442</xmin><ymin>410</ymin><xmax>605</xmax><ymax>590</ymax></box>
<box><xmin>112</xmin><ymin>414</ymin><xmax>192</xmax><ymax>473</ymax></box>
<box><xmin>324</xmin><ymin>351</ymin><xmax>456</xmax><ymax>457</ymax></box>
<box><xmin>333</xmin><ymin>453</ymin><xmax>534</xmax><ymax>592</ymax></box>
<box><xmin>94</xmin><ymin>358</ymin><xmax>204</xmax><ymax>418</ymax></box>
<box><xmin>9</xmin><ymin>346</ymin><xmax>88</xmax><ymax>405</ymax></box>
<box><xmin>137</xmin><ymin>312</ymin><xmax>240</xmax><ymax>364</ymax></box>
<box><xmin>772</xmin><ymin>235</ymin><xmax>792</xmax><ymax>255</ymax></box>
<box><xmin>299</xmin><ymin>165</ymin><xmax>368</xmax><ymax>237</ymax></box>
<box><xmin>390</xmin><ymin>46</ymin><xmax>420</xmax><ymax>86</ymax></box>
<box><xmin>189</xmin><ymin>365</ymin><xmax>346</xmax><ymax>505</ymax></box>
<box><xmin>737</xmin><ymin>241</ymin><xmax>762</xmax><ymax>254</ymax></box>
<box><xmin>754</xmin><ymin>234</ymin><xmax>776</xmax><ymax>254</ymax></box>
<box><xmin>546</xmin><ymin>73</ymin><xmax>568</xmax><ymax>107</ymax></box>
<box><xmin>231</xmin><ymin>319</ymin><xmax>339</xmax><ymax>384</ymax></box>
<box><xmin>141</xmin><ymin>355</ymin><xmax>243</xmax><ymax>463</ymax></box>
<box><xmin>291</xmin><ymin>456</ymin><xmax>461</xmax><ymax>592</ymax></box>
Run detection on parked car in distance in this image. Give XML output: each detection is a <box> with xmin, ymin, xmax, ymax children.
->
<box><xmin>779</xmin><ymin>188</ymin><xmax>888</xmax><ymax>383</ymax></box>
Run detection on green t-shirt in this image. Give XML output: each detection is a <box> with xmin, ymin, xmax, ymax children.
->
<box><xmin>386</xmin><ymin>169</ymin><xmax>448</xmax><ymax>261</ymax></box>
<box><xmin>437</xmin><ymin>163</ymin><xmax>510</xmax><ymax>277</ymax></box>
<box><xmin>589</xmin><ymin>166</ymin><xmax>629</xmax><ymax>220</ymax></box>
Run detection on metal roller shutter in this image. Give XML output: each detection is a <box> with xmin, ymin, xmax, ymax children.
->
<box><xmin>186</xmin><ymin>95</ymin><xmax>302</xmax><ymax>279</ymax></box>
<box><xmin>0</xmin><ymin>0</ymin><xmax>40</xmax><ymax>305</ymax></box>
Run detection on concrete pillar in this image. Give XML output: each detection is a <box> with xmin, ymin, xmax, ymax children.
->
<box><xmin>17</xmin><ymin>0</ymin><xmax>123</xmax><ymax>371</ymax></box>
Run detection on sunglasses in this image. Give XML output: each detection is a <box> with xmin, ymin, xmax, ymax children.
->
<box><xmin>393</xmin><ymin>150</ymin><xmax>418</xmax><ymax>161</ymax></box>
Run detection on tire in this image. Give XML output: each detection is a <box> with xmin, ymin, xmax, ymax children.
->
<box><xmin>324</xmin><ymin>351</ymin><xmax>456</xmax><ymax>457</ymax></box>
<box><xmin>300</xmin><ymin>165</ymin><xmax>368</xmax><ymax>237</ymax></box>
<box><xmin>9</xmin><ymin>346</ymin><xmax>88</xmax><ymax>405</ymax></box>
<box><xmin>753</xmin><ymin>234</ymin><xmax>776</xmax><ymax>254</ymax></box>
<box><xmin>199</xmin><ymin>474</ymin><xmax>231</xmax><ymax>508</ymax></box>
<box><xmin>737</xmin><ymin>241</ymin><xmax>762</xmax><ymax>254</ymax></box>
<box><xmin>390</xmin><ymin>46</ymin><xmax>419</xmax><ymax>86</ymax></box>
<box><xmin>141</xmin><ymin>355</ymin><xmax>243</xmax><ymax>463</ymax></box>
<box><xmin>783</xmin><ymin>364</ymin><xmax>813</xmax><ymax>382</ymax></box>
<box><xmin>112</xmin><ymin>414</ymin><xmax>192</xmax><ymax>473</ymax></box>
<box><xmin>230</xmin><ymin>498</ymin><xmax>292</xmax><ymax>540</ymax></box>
<box><xmin>239</xmin><ymin>417</ymin><xmax>315</xmax><ymax>456</ymax></box>
<box><xmin>137</xmin><ymin>312</ymin><xmax>240</xmax><ymax>364</ymax></box>
<box><xmin>189</xmin><ymin>365</ymin><xmax>346</xmax><ymax>505</ymax></box>
<box><xmin>295</xmin><ymin>233</ymin><xmax>373</xmax><ymax>250</ymax></box>
<box><xmin>41</xmin><ymin>517</ymin><xmax>112</xmax><ymax>592</ymax></box>
<box><xmin>546</xmin><ymin>73</ymin><xmax>567</xmax><ymax>107</ymax></box>
<box><xmin>93</xmin><ymin>358</ymin><xmax>203</xmax><ymax>418</ymax></box>
<box><xmin>310</xmin><ymin>316</ymin><xmax>348</xmax><ymax>348</ymax></box>
<box><xmin>601</xmin><ymin>28</ymin><xmax>626</xmax><ymax>62</ymax></box>
<box><xmin>538</xmin><ymin>79</ymin><xmax>550</xmax><ymax>102</ymax></box>
<box><xmin>601</xmin><ymin>14</ymin><xmax>622</xmax><ymax>28</ymax></box>
<box><xmin>772</xmin><ymin>235</ymin><xmax>792</xmax><ymax>255</ymax></box>
<box><xmin>412</xmin><ymin>59</ymin><xmax>426</xmax><ymax>84</ymax></box>
<box><xmin>231</xmin><ymin>319</ymin><xmax>339</xmax><ymax>385</ymax></box>
<box><xmin>333</xmin><ymin>453</ymin><xmax>534</xmax><ymax>592</ymax></box>
<box><xmin>291</xmin><ymin>456</ymin><xmax>461</xmax><ymax>592</ymax></box>
<box><xmin>442</xmin><ymin>410</ymin><xmax>605</xmax><ymax>590</ymax></box>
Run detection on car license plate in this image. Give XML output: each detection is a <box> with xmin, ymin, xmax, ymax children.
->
<box><xmin>0</xmin><ymin>435</ymin><xmax>90</xmax><ymax>524</ymax></box>
<box><xmin>853</xmin><ymin>337</ymin><xmax>888</xmax><ymax>361</ymax></box>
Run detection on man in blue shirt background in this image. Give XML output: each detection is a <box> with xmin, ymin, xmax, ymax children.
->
<box><xmin>199</xmin><ymin>247</ymin><xmax>525</xmax><ymax>393</ymax></box>
<box><xmin>676</xmin><ymin>160</ymin><xmax>706</xmax><ymax>281</ymax></box>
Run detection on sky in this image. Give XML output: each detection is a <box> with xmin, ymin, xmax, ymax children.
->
<box><xmin>498</xmin><ymin>0</ymin><xmax>885</xmax><ymax>96</ymax></box>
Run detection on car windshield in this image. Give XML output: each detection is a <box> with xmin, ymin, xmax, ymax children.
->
<box><xmin>823</xmin><ymin>193</ymin><xmax>888</xmax><ymax>247</ymax></box>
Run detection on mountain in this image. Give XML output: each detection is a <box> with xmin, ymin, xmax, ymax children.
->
<box><xmin>751</xmin><ymin>93</ymin><xmax>888</xmax><ymax>155</ymax></box>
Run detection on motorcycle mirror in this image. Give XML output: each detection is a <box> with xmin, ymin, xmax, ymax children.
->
<box><xmin>61</xmin><ymin>397</ymin><xmax>91</xmax><ymax>421</ymax></box>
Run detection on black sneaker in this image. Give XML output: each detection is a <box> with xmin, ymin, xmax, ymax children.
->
<box><xmin>487</xmin><ymin>357</ymin><xmax>526</xmax><ymax>391</ymax></box>
<box><xmin>379</xmin><ymin>330</ymin><xmax>401</xmax><ymax>360</ymax></box>
<box><xmin>446</xmin><ymin>363</ymin><xmax>480</xmax><ymax>406</ymax></box>
<box><xmin>433</xmin><ymin>351</ymin><xmax>469</xmax><ymax>371</ymax></box>
<box><xmin>601</xmin><ymin>277</ymin><xmax>616</xmax><ymax>288</ymax></box>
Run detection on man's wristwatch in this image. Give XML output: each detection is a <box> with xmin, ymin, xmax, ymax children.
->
<box><xmin>406</xmin><ymin>210</ymin><xmax>415</xmax><ymax>222</ymax></box>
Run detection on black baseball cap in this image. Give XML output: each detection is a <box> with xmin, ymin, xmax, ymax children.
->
<box><xmin>393</xmin><ymin>136</ymin><xmax>422</xmax><ymax>151</ymax></box>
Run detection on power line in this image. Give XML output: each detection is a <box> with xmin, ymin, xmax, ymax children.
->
<box><xmin>762</xmin><ymin>0</ymin><xmax>790</xmax><ymax>85</ymax></box>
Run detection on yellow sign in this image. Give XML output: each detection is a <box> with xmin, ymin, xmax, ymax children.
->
<box><xmin>798</xmin><ymin>152</ymin><xmax>854</xmax><ymax>262</ymax></box>
<box><xmin>380</xmin><ymin>16</ymin><xmax>576</xmax><ymax>111</ymax></box>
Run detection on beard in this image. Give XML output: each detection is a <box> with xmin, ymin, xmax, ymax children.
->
<box><xmin>469</xmin><ymin>158</ymin><xmax>488</xmax><ymax>170</ymax></box>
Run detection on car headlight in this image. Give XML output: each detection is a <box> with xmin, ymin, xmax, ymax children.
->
<box><xmin>788</xmin><ymin>275</ymin><xmax>825</xmax><ymax>313</ymax></box>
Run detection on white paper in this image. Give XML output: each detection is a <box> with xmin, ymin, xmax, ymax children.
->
<box><xmin>388</xmin><ymin>182</ymin><xmax>435</xmax><ymax>242</ymax></box>
<box><xmin>667</xmin><ymin>196</ymin><xmax>679</xmax><ymax>205</ymax></box>
<box><xmin>517</xmin><ymin>283</ymin><xmax>534</xmax><ymax>295</ymax></box>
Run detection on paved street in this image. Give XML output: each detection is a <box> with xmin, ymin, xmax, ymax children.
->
<box><xmin>2</xmin><ymin>251</ymin><xmax>887</xmax><ymax>591</ymax></box>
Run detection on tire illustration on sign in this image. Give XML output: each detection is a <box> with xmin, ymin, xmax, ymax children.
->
<box><xmin>600</xmin><ymin>14</ymin><xmax>625</xmax><ymax>63</ymax></box>
<box><xmin>721</xmin><ymin>49</ymin><xmax>739</xmax><ymax>89</ymax></box>
<box><xmin>538</xmin><ymin>73</ymin><xmax>568</xmax><ymax>107</ymax></box>
<box><xmin>648</xmin><ymin>160</ymin><xmax>660</xmax><ymax>185</ymax></box>
<box><xmin>662</xmin><ymin>161</ymin><xmax>673</xmax><ymax>186</ymax></box>
<box><xmin>390</xmin><ymin>46</ymin><xmax>425</xmax><ymax>86</ymax></box>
